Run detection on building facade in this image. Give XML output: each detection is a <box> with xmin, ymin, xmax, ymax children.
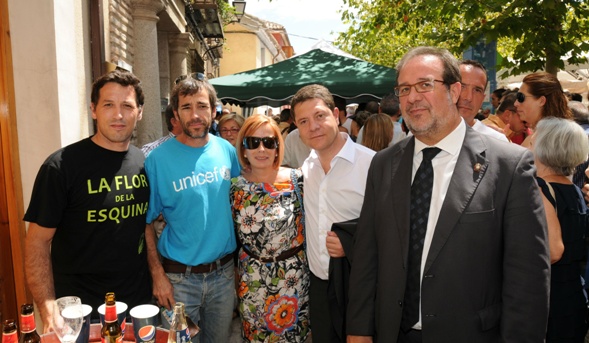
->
<box><xmin>0</xmin><ymin>0</ymin><xmax>237</xmax><ymax>321</ymax></box>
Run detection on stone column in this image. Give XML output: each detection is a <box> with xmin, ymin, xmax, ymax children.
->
<box><xmin>158</xmin><ymin>31</ymin><xmax>170</xmax><ymax>110</ymax></box>
<box><xmin>131</xmin><ymin>0</ymin><xmax>165</xmax><ymax>146</ymax></box>
<box><xmin>169</xmin><ymin>32</ymin><xmax>191</xmax><ymax>91</ymax></box>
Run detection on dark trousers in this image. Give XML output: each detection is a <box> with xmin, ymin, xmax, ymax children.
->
<box><xmin>310</xmin><ymin>273</ymin><xmax>341</xmax><ymax>343</ymax></box>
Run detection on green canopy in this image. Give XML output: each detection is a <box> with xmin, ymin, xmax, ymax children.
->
<box><xmin>209</xmin><ymin>49</ymin><xmax>397</xmax><ymax>107</ymax></box>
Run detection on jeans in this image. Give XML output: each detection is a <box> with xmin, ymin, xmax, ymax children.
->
<box><xmin>164</xmin><ymin>258</ymin><xmax>235</xmax><ymax>343</ymax></box>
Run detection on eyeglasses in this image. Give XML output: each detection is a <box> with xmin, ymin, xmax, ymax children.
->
<box><xmin>394</xmin><ymin>79</ymin><xmax>445</xmax><ymax>97</ymax></box>
<box><xmin>516</xmin><ymin>92</ymin><xmax>530</xmax><ymax>103</ymax></box>
<box><xmin>243</xmin><ymin>136</ymin><xmax>279</xmax><ymax>150</ymax></box>
<box><xmin>220</xmin><ymin>128</ymin><xmax>240</xmax><ymax>135</ymax></box>
<box><xmin>174</xmin><ymin>72</ymin><xmax>206</xmax><ymax>84</ymax></box>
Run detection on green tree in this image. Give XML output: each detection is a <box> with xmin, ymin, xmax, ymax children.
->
<box><xmin>336</xmin><ymin>0</ymin><xmax>589</xmax><ymax>75</ymax></box>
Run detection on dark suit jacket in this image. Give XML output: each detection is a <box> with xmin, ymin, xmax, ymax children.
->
<box><xmin>346</xmin><ymin>126</ymin><xmax>550</xmax><ymax>342</ymax></box>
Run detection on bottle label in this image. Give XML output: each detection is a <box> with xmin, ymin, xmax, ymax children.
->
<box><xmin>2</xmin><ymin>331</ymin><xmax>18</xmax><ymax>343</ymax></box>
<box><xmin>175</xmin><ymin>327</ymin><xmax>190</xmax><ymax>343</ymax></box>
<box><xmin>104</xmin><ymin>304</ymin><xmax>117</xmax><ymax>323</ymax></box>
<box><xmin>20</xmin><ymin>313</ymin><xmax>36</xmax><ymax>333</ymax></box>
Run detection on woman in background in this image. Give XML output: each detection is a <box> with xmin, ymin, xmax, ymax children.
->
<box><xmin>230</xmin><ymin>115</ymin><xmax>309</xmax><ymax>342</ymax></box>
<box><xmin>515</xmin><ymin>72</ymin><xmax>572</xmax><ymax>148</ymax></box>
<box><xmin>361</xmin><ymin>113</ymin><xmax>394</xmax><ymax>152</ymax></box>
<box><xmin>219</xmin><ymin>113</ymin><xmax>245</xmax><ymax>146</ymax></box>
<box><xmin>533</xmin><ymin>117</ymin><xmax>589</xmax><ymax>342</ymax></box>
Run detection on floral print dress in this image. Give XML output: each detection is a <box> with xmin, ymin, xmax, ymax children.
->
<box><xmin>230</xmin><ymin>169</ymin><xmax>310</xmax><ymax>342</ymax></box>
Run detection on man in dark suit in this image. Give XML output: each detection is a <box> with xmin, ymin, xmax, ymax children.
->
<box><xmin>346</xmin><ymin>46</ymin><xmax>550</xmax><ymax>342</ymax></box>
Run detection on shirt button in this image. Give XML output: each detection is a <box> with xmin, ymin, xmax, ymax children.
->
<box><xmin>398</xmin><ymin>301</ymin><xmax>403</xmax><ymax>307</ymax></box>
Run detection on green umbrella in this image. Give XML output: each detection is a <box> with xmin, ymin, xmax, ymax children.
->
<box><xmin>210</xmin><ymin>49</ymin><xmax>397</xmax><ymax>107</ymax></box>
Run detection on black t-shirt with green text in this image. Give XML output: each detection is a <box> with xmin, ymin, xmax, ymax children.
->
<box><xmin>25</xmin><ymin>137</ymin><xmax>151</xmax><ymax>316</ymax></box>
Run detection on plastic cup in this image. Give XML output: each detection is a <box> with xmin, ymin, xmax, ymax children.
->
<box><xmin>74</xmin><ymin>305</ymin><xmax>92</xmax><ymax>343</ymax></box>
<box><xmin>97</xmin><ymin>301</ymin><xmax>128</xmax><ymax>336</ymax></box>
<box><xmin>129</xmin><ymin>304</ymin><xmax>159</xmax><ymax>343</ymax></box>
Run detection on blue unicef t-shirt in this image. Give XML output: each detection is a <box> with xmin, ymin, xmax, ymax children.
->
<box><xmin>145</xmin><ymin>135</ymin><xmax>240</xmax><ymax>265</ymax></box>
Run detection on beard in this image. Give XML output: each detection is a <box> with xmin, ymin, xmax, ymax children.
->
<box><xmin>181</xmin><ymin>118</ymin><xmax>211</xmax><ymax>139</ymax></box>
<box><xmin>404</xmin><ymin>92</ymin><xmax>456</xmax><ymax>138</ymax></box>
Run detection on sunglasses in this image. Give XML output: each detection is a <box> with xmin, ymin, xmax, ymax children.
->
<box><xmin>174</xmin><ymin>72</ymin><xmax>206</xmax><ymax>84</ymax></box>
<box><xmin>516</xmin><ymin>92</ymin><xmax>529</xmax><ymax>103</ymax></box>
<box><xmin>243</xmin><ymin>136</ymin><xmax>279</xmax><ymax>150</ymax></box>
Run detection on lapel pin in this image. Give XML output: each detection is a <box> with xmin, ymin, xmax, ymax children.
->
<box><xmin>474</xmin><ymin>163</ymin><xmax>482</xmax><ymax>172</ymax></box>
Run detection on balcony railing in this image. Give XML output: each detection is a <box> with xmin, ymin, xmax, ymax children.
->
<box><xmin>186</xmin><ymin>0</ymin><xmax>224</xmax><ymax>39</ymax></box>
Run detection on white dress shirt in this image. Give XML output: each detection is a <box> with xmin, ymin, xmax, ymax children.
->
<box><xmin>472</xmin><ymin>119</ymin><xmax>508</xmax><ymax>142</ymax></box>
<box><xmin>302</xmin><ymin>133</ymin><xmax>376</xmax><ymax>280</ymax></box>
<box><xmin>412</xmin><ymin>119</ymin><xmax>466</xmax><ymax>329</ymax></box>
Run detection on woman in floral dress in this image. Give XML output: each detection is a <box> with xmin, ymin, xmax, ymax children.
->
<box><xmin>230</xmin><ymin>115</ymin><xmax>310</xmax><ymax>342</ymax></box>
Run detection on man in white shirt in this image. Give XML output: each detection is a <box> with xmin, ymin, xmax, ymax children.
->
<box><xmin>457</xmin><ymin>60</ymin><xmax>508</xmax><ymax>142</ymax></box>
<box><xmin>291</xmin><ymin>84</ymin><xmax>375</xmax><ymax>342</ymax></box>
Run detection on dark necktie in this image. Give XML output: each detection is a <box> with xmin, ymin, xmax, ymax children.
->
<box><xmin>400</xmin><ymin>147</ymin><xmax>441</xmax><ymax>332</ymax></box>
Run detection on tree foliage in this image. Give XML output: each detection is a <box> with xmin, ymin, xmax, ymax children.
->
<box><xmin>336</xmin><ymin>0</ymin><xmax>589</xmax><ymax>75</ymax></box>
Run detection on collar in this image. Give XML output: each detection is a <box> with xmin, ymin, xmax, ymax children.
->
<box><xmin>308</xmin><ymin>132</ymin><xmax>356</xmax><ymax>164</ymax></box>
<box><xmin>414</xmin><ymin>118</ymin><xmax>465</xmax><ymax>158</ymax></box>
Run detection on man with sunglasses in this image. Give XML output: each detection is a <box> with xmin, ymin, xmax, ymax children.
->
<box><xmin>144</xmin><ymin>74</ymin><xmax>241</xmax><ymax>343</ymax></box>
<box><xmin>291</xmin><ymin>84</ymin><xmax>376</xmax><ymax>342</ymax></box>
<box><xmin>347</xmin><ymin>46</ymin><xmax>549</xmax><ymax>342</ymax></box>
<box><xmin>458</xmin><ymin>60</ymin><xmax>508</xmax><ymax>142</ymax></box>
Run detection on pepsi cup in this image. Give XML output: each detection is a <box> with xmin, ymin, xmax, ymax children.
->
<box><xmin>75</xmin><ymin>304</ymin><xmax>93</xmax><ymax>343</ymax></box>
<box><xmin>129</xmin><ymin>304</ymin><xmax>159</xmax><ymax>343</ymax></box>
<box><xmin>97</xmin><ymin>301</ymin><xmax>128</xmax><ymax>336</ymax></box>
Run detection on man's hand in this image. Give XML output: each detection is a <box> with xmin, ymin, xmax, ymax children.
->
<box><xmin>145</xmin><ymin>223</ymin><xmax>175</xmax><ymax>310</ymax></box>
<box><xmin>40</xmin><ymin>300</ymin><xmax>55</xmax><ymax>334</ymax></box>
<box><xmin>152</xmin><ymin>271</ymin><xmax>175</xmax><ymax>310</ymax></box>
<box><xmin>584</xmin><ymin>168</ymin><xmax>589</xmax><ymax>203</ymax></box>
<box><xmin>326</xmin><ymin>231</ymin><xmax>345</xmax><ymax>258</ymax></box>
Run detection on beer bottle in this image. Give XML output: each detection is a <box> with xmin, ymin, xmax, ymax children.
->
<box><xmin>19</xmin><ymin>304</ymin><xmax>40</xmax><ymax>343</ymax></box>
<box><xmin>100</xmin><ymin>293</ymin><xmax>122</xmax><ymax>343</ymax></box>
<box><xmin>2</xmin><ymin>320</ymin><xmax>18</xmax><ymax>343</ymax></box>
<box><xmin>167</xmin><ymin>303</ymin><xmax>190</xmax><ymax>343</ymax></box>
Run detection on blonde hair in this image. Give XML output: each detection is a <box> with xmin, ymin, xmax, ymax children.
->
<box><xmin>236</xmin><ymin>115</ymin><xmax>285</xmax><ymax>170</ymax></box>
<box><xmin>218</xmin><ymin>113</ymin><xmax>245</xmax><ymax>128</ymax></box>
<box><xmin>361</xmin><ymin>113</ymin><xmax>394</xmax><ymax>152</ymax></box>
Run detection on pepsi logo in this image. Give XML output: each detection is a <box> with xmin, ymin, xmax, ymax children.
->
<box><xmin>138</xmin><ymin>325</ymin><xmax>156</xmax><ymax>341</ymax></box>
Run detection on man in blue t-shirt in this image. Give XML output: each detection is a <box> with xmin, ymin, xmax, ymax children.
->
<box><xmin>144</xmin><ymin>74</ymin><xmax>240</xmax><ymax>343</ymax></box>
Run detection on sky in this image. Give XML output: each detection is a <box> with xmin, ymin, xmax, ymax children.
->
<box><xmin>244</xmin><ymin>0</ymin><xmax>349</xmax><ymax>55</ymax></box>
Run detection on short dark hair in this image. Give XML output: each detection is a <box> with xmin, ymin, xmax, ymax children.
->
<box><xmin>334</xmin><ymin>96</ymin><xmax>346</xmax><ymax>112</ymax></box>
<box><xmin>171</xmin><ymin>75</ymin><xmax>217</xmax><ymax>112</ymax></box>
<box><xmin>492</xmin><ymin>88</ymin><xmax>506</xmax><ymax>98</ymax></box>
<box><xmin>460</xmin><ymin>59</ymin><xmax>488</xmax><ymax>89</ymax></box>
<box><xmin>164</xmin><ymin>104</ymin><xmax>175</xmax><ymax>131</ymax></box>
<box><xmin>379</xmin><ymin>93</ymin><xmax>400</xmax><ymax>117</ymax></box>
<box><xmin>571</xmin><ymin>93</ymin><xmax>583</xmax><ymax>102</ymax></box>
<box><xmin>91</xmin><ymin>69</ymin><xmax>144</xmax><ymax>107</ymax></box>
<box><xmin>569</xmin><ymin>100</ymin><xmax>589</xmax><ymax>125</ymax></box>
<box><xmin>280</xmin><ymin>108</ymin><xmax>291</xmax><ymax>122</ymax></box>
<box><xmin>290</xmin><ymin>84</ymin><xmax>335</xmax><ymax>120</ymax></box>
<box><xmin>496</xmin><ymin>91</ymin><xmax>517</xmax><ymax>114</ymax></box>
<box><xmin>365</xmin><ymin>101</ymin><xmax>380</xmax><ymax>114</ymax></box>
<box><xmin>396</xmin><ymin>46</ymin><xmax>461</xmax><ymax>87</ymax></box>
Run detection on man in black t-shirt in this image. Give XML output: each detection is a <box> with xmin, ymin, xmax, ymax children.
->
<box><xmin>24</xmin><ymin>70</ymin><xmax>151</xmax><ymax>332</ymax></box>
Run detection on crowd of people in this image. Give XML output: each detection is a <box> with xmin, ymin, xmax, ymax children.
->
<box><xmin>22</xmin><ymin>45</ymin><xmax>589</xmax><ymax>343</ymax></box>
